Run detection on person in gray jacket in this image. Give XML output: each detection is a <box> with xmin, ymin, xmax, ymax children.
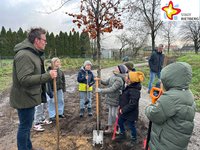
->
<box><xmin>10</xmin><ymin>28</ymin><xmax>57</xmax><ymax>150</ymax></box>
<box><xmin>96</xmin><ymin>64</ymin><xmax>127</xmax><ymax>133</ymax></box>
<box><xmin>145</xmin><ymin>62</ymin><xmax>196</xmax><ymax>150</ymax></box>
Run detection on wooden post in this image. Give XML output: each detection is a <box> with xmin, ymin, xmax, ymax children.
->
<box><xmin>53</xmin><ymin>78</ymin><xmax>60</xmax><ymax>150</ymax></box>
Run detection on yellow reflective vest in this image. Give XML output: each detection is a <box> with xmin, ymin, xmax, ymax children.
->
<box><xmin>78</xmin><ymin>83</ymin><xmax>93</xmax><ymax>91</ymax></box>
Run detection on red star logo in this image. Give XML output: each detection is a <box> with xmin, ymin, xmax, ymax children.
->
<box><xmin>162</xmin><ymin>1</ymin><xmax>181</xmax><ymax>20</ymax></box>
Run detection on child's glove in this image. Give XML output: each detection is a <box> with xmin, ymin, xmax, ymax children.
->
<box><xmin>96</xmin><ymin>88</ymin><xmax>102</xmax><ymax>93</ymax></box>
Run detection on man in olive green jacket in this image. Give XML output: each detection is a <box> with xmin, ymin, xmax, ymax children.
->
<box><xmin>145</xmin><ymin>62</ymin><xmax>196</xmax><ymax>150</ymax></box>
<box><xmin>10</xmin><ymin>28</ymin><xmax>57</xmax><ymax>150</ymax></box>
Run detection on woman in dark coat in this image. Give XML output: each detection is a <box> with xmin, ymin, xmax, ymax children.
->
<box><xmin>115</xmin><ymin>71</ymin><xmax>144</xmax><ymax>142</ymax></box>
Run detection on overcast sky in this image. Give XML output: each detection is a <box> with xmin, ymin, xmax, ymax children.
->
<box><xmin>0</xmin><ymin>0</ymin><xmax>122</xmax><ymax>49</ymax></box>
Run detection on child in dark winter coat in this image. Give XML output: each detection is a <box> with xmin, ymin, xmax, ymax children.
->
<box><xmin>77</xmin><ymin>60</ymin><xmax>95</xmax><ymax>117</ymax></box>
<box><xmin>115</xmin><ymin>71</ymin><xmax>144</xmax><ymax>142</ymax></box>
<box><xmin>96</xmin><ymin>65</ymin><xmax>128</xmax><ymax>133</ymax></box>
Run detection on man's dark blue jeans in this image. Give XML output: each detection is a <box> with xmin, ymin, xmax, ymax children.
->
<box><xmin>148</xmin><ymin>71</ymin><xmax>161</xmax><ymax>93</ymax></box>
<box><xmin>17</xmin><ymin>107</ymin><xmax>35</xmax><ymax>150</ymax></box>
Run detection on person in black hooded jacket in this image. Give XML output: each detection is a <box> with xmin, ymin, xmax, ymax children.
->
<box><xmin>115</xmin><ymin>71</ymin><xmax>144</xmax><ymax>142</ymax></box>
<box><xmin>148</xmin><ymin>44</ymin><xmax>165</xmax><ymax>93</ymax></box>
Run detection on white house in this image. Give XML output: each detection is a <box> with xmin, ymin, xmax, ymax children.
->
<box><xmin>101</xmin><ymin>48</ymin><xmax>113</xmax><ymax>58</ymax></box>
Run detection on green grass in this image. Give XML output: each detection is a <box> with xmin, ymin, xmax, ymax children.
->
<box><xmin>177</xmin><ymin>54</ymin><xmax>200</xmax><ymax>111</ymax></box>
<box><xmin>60</xmin><ymin>58</ymin><xmax>130</xmax><ymax>71</ymax></box>
<box><xmin>0</xmin><ymin>59</ymin><xmax>13</xmax><ymax>93</ymax></box>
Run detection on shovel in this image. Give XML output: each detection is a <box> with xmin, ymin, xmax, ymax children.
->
<box><xmin>84</xmin><ymin>71</ymin><xmax>89</xmax><ymax>105</ymax></box>
<box><xmin>112</xmin><ymin>111</ymin><xmax>120</xmax><ymax>140</ymax></box>
<box><xmin>93</xmin><ymin>78</ymin><xmax>103</xmax><ymax>146</ymax></box>
<box><xmin>144</xmin><ymin>87</ymin><xmax>163</xmax><ymax>150</ymax></box>
<box><xmin>53</xmin><ymin>78</ymin><xmax>60</xmax><ymax>150</ymax></box>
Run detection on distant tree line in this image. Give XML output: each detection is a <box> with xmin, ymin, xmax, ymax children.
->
<box><xmin>0</xmin><ymin>26</ymin><xmax>92</xmax><ymax>58</ymax></box>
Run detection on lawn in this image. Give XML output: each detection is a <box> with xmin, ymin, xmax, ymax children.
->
<box><xmin>177</xmin><ymin>54</ymin><xmax>200</xmax><ymax>111</ymax></box>
<box><xmin>0</xmin><ymin>59</ymin><xmax>13</xmax><ymax>93</ymax></box>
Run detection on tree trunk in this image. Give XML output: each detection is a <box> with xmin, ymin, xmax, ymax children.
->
<box><xmin>119</xmin><ymin>48</ymin><xmax>122</xmax><ymax>60</ymax></box>
<box><xmin>151</xmin><ymin>31</ymin><xmax>155</xmax><ymax>52</ymax></box>
<box><xmin>168</xmin><ymin>37</ymin><xmax>170</xmax><ymax>54</ymax></box>
<box><xmin>96</xmin><ymin>32</ymin><xmax>101</xmax><ymax>78</ymax></box>
<box><xmin>96</xmin><ymin>0</ymin><xmax>102</xmax><ymax>130</ymax></box>
<box><xmin>96</xmin><ymin>1</ymin><xmax>101</xmax><ymax>78</ymax></box>
<box><xmin>194</xmin><ymin>40</ymin><xmax>199</xmax><ymax>54</ymax></box>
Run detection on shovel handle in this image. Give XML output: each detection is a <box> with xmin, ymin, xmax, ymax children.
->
<box><xmin>150</xmin><ymin>87</ymin><xmax>163</xmax><ymax>104</ymax></box>
<box><xmin>95</xmin><ymin>78</ymin><xmax>100</xmax><ymax>131</ymax></box>
<box><xmin>53</xmin><ymin>78</ymin><xmax>60</xmax><ymax>150</ymax></box>
<box><xmin>112</xmin><ymin>114</ymin><xmax>119</xmax><ymax>140</ymax></box>
<box><xmin>85</xmin><ymin>72</ymin><xmax>89</xmax><ymax>105</ymax></box>
<box><xmin>145</xmin><ymin>87</ymin><xmax>163</xmax><ymax>150</ymax></box>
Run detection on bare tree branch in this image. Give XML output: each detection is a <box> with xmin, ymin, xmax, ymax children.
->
<box><xmin>36</xmin><ymin>0</ymin><xmax>72</xmax><ymax>14</ymax></box>
<box><xmin>127</xmin><ymin>0</ymin><xmax>162</xmax><ymax>51</ymax></box>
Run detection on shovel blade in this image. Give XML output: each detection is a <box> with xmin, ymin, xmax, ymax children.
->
<box><xmin>93</xmin><ymin>130</ymin><xmax>103</xmax><ymax>146</ymax></box>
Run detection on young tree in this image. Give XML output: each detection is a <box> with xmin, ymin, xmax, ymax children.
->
<box><xmin>67</xmin><ymin>0</ymin><xmax>124</xmax><ymax>77</ymax></box>
<box><xmin>180</xmin><ymin>21</ymin><xmax>200</xmax><ymax>54</ymax></box>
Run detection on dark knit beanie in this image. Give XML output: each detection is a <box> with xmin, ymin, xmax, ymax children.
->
<box><xmin>124</xmin><ymin>62</ymin><xmax>134</xmax><ymax>71</ymax></box>
<box><xmin>118</xmin><ymin>64</ymin><xmax>128</xmax><ymax>74</ymax></box>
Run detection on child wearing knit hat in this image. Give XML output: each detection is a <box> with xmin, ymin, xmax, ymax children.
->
<box><xmin>124</xmin><ymin>62</ymin><xmax>136</xmax><ymax>72</ymax></box>
<box><xmin>96</xmin><ymin>64</ymin><xmax>128</xmax><ymax>133</ymax></box>
<box><xmin>115</xmin><ymin>71</ymin><xmax>144</xmax><ymax>142</ymax></box>
<box><xmin>77</xmin><ymin>60</ymin><xmax>95</xmax><ymax>117</ymax></box>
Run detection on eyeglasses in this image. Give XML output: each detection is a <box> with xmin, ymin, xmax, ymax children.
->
<box><xmin>39</xmin><ymin>38</ymin><xmax>47</xmax><ymax>43</ymax></box>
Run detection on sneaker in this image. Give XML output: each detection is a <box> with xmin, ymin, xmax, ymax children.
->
<box><xmin>115</xmin><ymin>127</ymin><xmax>120</xmax><ymax>135</ymax></box>
<box><xmin>33</xmin><ymin>124</ymin><xmax>45</xmax><ymax>132</ymax></box>
<box><xmin>104</xmin><ymin>127</ymin><xmax>112</xmax><ymax>134</ymax></box>
<box><xmin>42</xmin><ymin>119</ymin><xmax>52</xmax><ymax>125</ymax></box>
